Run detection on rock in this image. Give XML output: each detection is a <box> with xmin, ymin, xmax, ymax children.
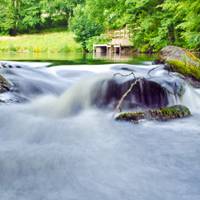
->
<box><xmin>184</xmin><ymin>77</ymin><xmax>200</xmax><ymax>88</ymax></box>
<box><xmin>159</xmin><ymin>46</ymin><xmax>200</xmax><ymax>67</ymax></box>
<box><xmin>115</xmin><ymin>105</ymin><xmax>191</xmax><ymax>123</ymax></box>
<box><xmin>115</xmin><ymin>111</ymin><xmax>145</xmax><ymax>123</ymax></box>
<box><xmin>0</xmin><ymin>74</ymin><xmax>11</xmax><ymax>93</ymax></box>
<box><xmin>148</xmin><ymin>105</ymin><xmax>191</xmax><ymax>121</ymax></box>
<box><xmin>152</xmin><ymin>60</ymin><xmax>164</xmax><ymax>65</ymax></box>
<box><xmin>91</xmin><ymin>78</ymin><xmax>169</xmax><ymax>110</ymax></box>
<box><xmin>159</xmin><ymin>46</ymin><xmax>200</xmax><ymax>82</ymax></box>
<box><xmin>0</xmin><ymin>62</ymin><xmax>21</xmax><ymax>69</ymax></box>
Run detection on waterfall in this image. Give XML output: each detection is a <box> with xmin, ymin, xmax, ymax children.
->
<box><xmin>1</xmin><ymin>62</ymin><xmax>199</xmax><ymax>117</ymax></box>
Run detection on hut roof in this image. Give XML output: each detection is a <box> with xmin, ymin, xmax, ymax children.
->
<box><xmin>109</xmin><ymin>38</ymin><xmax>132</xmax><ymax>47</ymax></box>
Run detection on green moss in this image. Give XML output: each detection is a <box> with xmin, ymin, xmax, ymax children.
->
<box><xmin>167</xmin><ymin>59</ymin><xmax>200</xmax><ymax>80</ymax></box>
<box><xmin>115</xmin><ymin>105</ymin><xmax>191</xmax><ymax>123</ymax></box>
<box><xmin>149</xmin><ymin>105</ymin><xmax>191</xmax><ymax>121</ymax></box>
<box><xmin>115</xmin><ymin>112</ymin><xmax>145</xmax><ymax>122</ymax></box>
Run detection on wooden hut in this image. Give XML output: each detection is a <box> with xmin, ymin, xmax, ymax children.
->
<box><xmin>93</xmin><ymin>27</ymin><xmax>133</xmax><ymax>56</ymax></box>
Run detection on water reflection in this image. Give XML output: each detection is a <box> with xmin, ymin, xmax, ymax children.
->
<box><xmin>93</xmin><ymin>51</ymin><xmax>136</xmax><ymax>62</ymax></box>
<box><xmin>0</xmin><ymin>52</ymin><xmax>83</xmax><ymax>61</ymax></box>
<box><xmin>0</xmin><ymin>51</ymin><xmax>157</xmax><ymax>65</ymax></box>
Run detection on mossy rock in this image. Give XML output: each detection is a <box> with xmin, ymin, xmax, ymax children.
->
<box><xmin>159</xmin><ymin>46</ymin><xmax>200</xmax><ymax>81</ymax></box>
<box><xmin>0</xmin><ymin>74</ymin><xmax>11</xmax><ymax>93</ymax></box>
<box><xmin>148</xmin><ymin>105</ymin><xmax>191</xmax><ymax>121</ymax></box>
<box><xmin>115</xmin><ymin>112</ymin><xmax>145</xmax><ymax>122</ymax></box>
<box><xmin>115</xmin><ymin>105</ymin><xmax>191</xmax><ymax>123</ymax></box>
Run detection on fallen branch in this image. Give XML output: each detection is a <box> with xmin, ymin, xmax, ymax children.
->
<box><xmin>113</xmin><ymin>71</ymin><xmax>141</xmax><ymax>113</ymax></box>
<box><xmin>147</xmin><ymin>66</ymin><xmax>162</xmax><ymax>77</ymax></box>
<box><xmin>113</xmin><ymin>72</ymin><xmax>136</xmax><ymax>79</ymax></box>
<box><xmin>115</xmin><ymin>78</ymin><xmax>140</xmax><ymax>113</ymax></box>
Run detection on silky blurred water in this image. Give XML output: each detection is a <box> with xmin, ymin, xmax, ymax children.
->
<box><xmin>0</xmin><ymin>62</ymin><xmax>200</xmax><ymax>200</ymax></box>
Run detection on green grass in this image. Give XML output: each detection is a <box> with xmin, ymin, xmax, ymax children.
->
<box><xmin>0</xmin><ymin>31</ymin><xmax>81</xmax><ymax>53</ymax></box>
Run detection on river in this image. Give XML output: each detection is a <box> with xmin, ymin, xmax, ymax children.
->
<box><xmin>0</xmin><ymin>60</ymin><xmax>200</xmax><ymax>200</ymax></box>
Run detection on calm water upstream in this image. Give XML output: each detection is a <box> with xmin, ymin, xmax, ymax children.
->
<box><xmin>0</xmin><ymin>52</ymin><xmax>156</xmax><ymax>64</ymax></box>
<box><xmin>0</xmin><ymin>59</ymin><xmax>200</xmax><ymax>200</ymax></box>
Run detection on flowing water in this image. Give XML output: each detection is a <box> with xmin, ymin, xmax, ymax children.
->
<box><xmin>0</xmin><ymin>61</ymin><xmax>200</xmax><ymax>200</ymax></box>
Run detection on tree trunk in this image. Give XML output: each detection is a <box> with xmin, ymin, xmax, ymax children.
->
<box><xmin>168</xmin><ymin>23</ymin><xmax>176</xmax><ymax>44</ymax></box>
<box><xmin>9</xmin><ymin>0</ymin><xmax>20</xmax><ymax>36</ymax></box>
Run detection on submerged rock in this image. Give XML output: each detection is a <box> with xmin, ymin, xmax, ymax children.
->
<box><xmin>0</xmin><ymin>74</ymin><xmax>11</xmax><ymax>93</ymax></box>
<box><xmin>92</xmin><ymin>78</ymin><xmax>169</xmax><ymax>110</ymax></box>
<box><xmin>159</xmin><ymin>46</ymin><xmax>200</xmax><ymax>82</ymax></box>
<box><xmin>115</xmin><ymin>105</ymin><xmax>191</xmax><ymax>123</ymax></box>
<box><xmin>0</xmin><ymin>62</ymin><xmax>21</xmax><ymax>69</ymax></box>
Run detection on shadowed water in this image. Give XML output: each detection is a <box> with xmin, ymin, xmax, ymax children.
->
<box><xmin>0</xmin><ymin>61</ymin><xmax>200</xmax><ymax>200</ymax></box>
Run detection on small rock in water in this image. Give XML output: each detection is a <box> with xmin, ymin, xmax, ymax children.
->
<box><xmin>115</xmin><ymin>105</ymin><xmax>191</xmax><ymax>123</ymax></box>
<box><xmin>0</xmin><ymin>62</ymin><xmax>22</xmax><ymax>69</ymax></box>
<box><xmin>0</xmin><ymin>74</ymin><xmax>11</xmax><ymax>93</ymax></box>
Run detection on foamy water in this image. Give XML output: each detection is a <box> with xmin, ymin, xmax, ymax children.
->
<box><xmin>0</xmin><ymin>63</ymin><xmax>200</xmax><ymax>200</ymax></box>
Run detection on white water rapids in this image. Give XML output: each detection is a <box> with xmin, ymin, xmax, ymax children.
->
<box><xmin>0</xmin><ymin>62</ymin><xmax>200</xmax><ymax>200</ymax></box>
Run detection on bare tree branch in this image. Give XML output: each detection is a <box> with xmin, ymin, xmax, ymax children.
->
<box><xmin>115</xmin><ymin>78</ymin><xmax>140</xmax><ymax>113</ymax></box>
<box><xmin>113</xmin><ymin>71</ymin><xmax>141</xmax><ymax>113</ymax></box>
<box><xmin>147</xmin><ymin>66</ymin><xmax>161</xmax><ymax>77</ymax></box>
<box><xmin>113</xmin><ymin>72</ymin><xmax>136</xmax><ymax>79</ymax></box>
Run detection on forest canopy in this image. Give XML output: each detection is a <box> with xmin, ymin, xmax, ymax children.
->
<box><xmin>0</xmin><ymin>0</ymin><xmax>199</xmax><ymax>52</ymax></box>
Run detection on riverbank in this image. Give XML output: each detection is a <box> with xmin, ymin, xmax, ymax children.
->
<box><xmin>0</xmin><ymin>30</ymin><xmax>81</xmax><ymax>53</ymax></box>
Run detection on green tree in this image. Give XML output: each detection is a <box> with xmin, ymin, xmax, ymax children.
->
<box><xmin>0</xmin><ymin>0</ymin><xmax>84</xmax><ymax>35</ymax></box>
<box><xmin>0</xmin><ymin>0</ymin><xmax>199</xmax><ymax>51</ymax></box>
<box><xmin>0</xmin><ymin>0</ymin><xmax>21</xmax><ymax>35</ymax></box>
<box><xmin>177</xmin><ymin>0</ymin><xmax>200</xmax><ymax>50</ymax></box>
<box><xmin>70</xmin><ymin>5</ymin><xmax>103</xmax><ymax>51</ymax></box>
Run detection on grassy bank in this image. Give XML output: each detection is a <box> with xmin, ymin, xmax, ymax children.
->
<box><xmin>0</xmin><ymin>30</ymin><xmax>81</xmax><ymax>53</ymax></box>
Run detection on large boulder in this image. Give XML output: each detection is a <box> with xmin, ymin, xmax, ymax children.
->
<box><xmin>159</xmin><ymin>46</ymin><xmax>200</xmax><ymax>82</ymax></box>
<box><xmin>115</xmin><ymin>105</ymin><xmax>191</xmax><ymax>123</ymax></box>
<box><xmin>91</xmin><ymin>78</ymin><xmax>169</xmax><ymax>110</ymax></box>
<box><xmin>0</xmin><ymin>74</ymin><xmax>11</xmax><ymax>93</ymax></box>
<box><xmin>159</xmin><ymin>46</ymin><xmax>200</xmax><ymax>67</ymax></box>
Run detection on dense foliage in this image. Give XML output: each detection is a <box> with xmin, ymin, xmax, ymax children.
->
<box><xmin>0</xmin><ymin>0</ymin><xmax>199</xmax><ymax>51</ymax></box>
<box><xmin>70</xmin><ymin>0</ymin><xmax>200</xmax><ymax>51</ymax></box>
<box><xmin>0</xmin><ymin>0</ymin><xmax>83</xmax><ymax>35</ymax></box>
<box><xmin>70</xmin><ymin>5</ymin><xmax>103</xmax><ymax>51</ymax></box>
